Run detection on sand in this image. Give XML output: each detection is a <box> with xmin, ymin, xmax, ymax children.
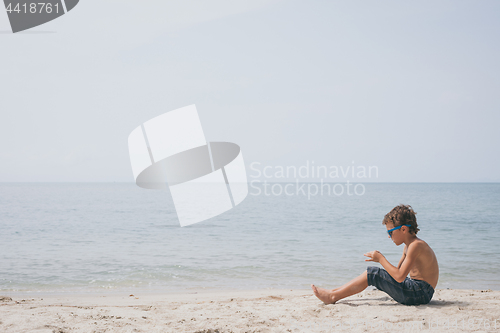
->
<box><xmin>1</xmin><ymin>288</ymin><xmax>499</xmax><ymax>332</ymax></box>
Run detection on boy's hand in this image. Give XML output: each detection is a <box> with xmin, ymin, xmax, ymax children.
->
<box><xmin>364</xmin><ymin>251</ymin><xmax>384</xmax><ymax>262</ymax></box>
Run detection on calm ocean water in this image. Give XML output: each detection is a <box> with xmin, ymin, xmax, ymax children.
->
<box><xmin>1</xmin><ymin>183</ymin><xmax>499</xmax><ymax>294</ymax></box>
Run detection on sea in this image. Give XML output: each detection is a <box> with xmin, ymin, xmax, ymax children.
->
<box><xmin>1</xmin><ymin>182</ymin><xmax>499</xmax><ymax>294</ymax></box>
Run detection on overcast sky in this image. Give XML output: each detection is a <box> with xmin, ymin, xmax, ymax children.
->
<box><xmin>1</xmin><ymin>0</ymin><xmax>499</xmax><ymax>182</ymax></box>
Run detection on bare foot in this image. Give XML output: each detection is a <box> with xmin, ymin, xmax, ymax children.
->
<box><xmin>311</xmin><ymin>284</ymin><xmax>336</xmax><ymax>304</ymax></box>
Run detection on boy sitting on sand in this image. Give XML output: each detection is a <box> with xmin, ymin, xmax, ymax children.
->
<box><xmin>312</xmin><ymin>204</ymin><xmax>439</xmax><ymax>306</ymax></box>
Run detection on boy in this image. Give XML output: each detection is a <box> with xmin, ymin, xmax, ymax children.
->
<box><xmin>312</xmin><ymin>204</ymin><xmax>439</xmax><ymax>306</ymax></box>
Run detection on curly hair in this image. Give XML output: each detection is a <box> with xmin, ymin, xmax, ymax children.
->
<box><xmin>382</xmin><ymin>204</ymin><xmax>420</xmax><ymax>235</ymax></box>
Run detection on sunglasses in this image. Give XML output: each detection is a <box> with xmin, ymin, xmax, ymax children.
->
<box><xmin>387</xmin><ymin>224</ymin><xmax>411</xmax><ymax>238</ymax></box>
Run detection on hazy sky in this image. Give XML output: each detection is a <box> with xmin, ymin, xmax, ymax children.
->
<box><xmin>1</xmin><ymin>0</ymin><xmax>499</xmax><ymax>182</ymax></box>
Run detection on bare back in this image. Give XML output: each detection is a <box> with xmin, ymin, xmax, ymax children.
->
<box><xmin>404</xmin><ymin>238</ymin><xmax>439</xmax><ymax>289</ymax></box>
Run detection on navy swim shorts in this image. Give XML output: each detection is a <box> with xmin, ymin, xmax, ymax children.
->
<box><xmin>367</xmin><ymin>266</ymin><xmax>434</xmax><ymax>305</ymax></box>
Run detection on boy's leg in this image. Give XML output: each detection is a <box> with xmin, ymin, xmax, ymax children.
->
<box><xmin>311</xmin><ymin>271</ymin><xmax>368</xmax><ymax>304</ymax></box>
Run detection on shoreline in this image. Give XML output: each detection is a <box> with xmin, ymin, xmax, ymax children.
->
<box><xmin>1</xmin><ymin>285</ymin><xmax>498</xmax><ymax>297</ymax></box>
<box><xmin>2</xmin><ymin>288</ymin><xmax>499</xmax><ymax>332</ymax></box>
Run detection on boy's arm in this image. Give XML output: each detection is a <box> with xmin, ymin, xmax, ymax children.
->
<box><xmin>396</xmin><ymin>245</ymin><xmax>408</xmax><ymax>269</ymax></box>
<box><xmin>364</xmin><ymin>243</ymin><xmax>422</xmax><ymax>283</ymax></box>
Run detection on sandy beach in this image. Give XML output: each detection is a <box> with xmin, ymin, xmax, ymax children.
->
<box><xmin>1</xmin><ymin>288</ymin><xmax>499</xmax><ymax>332</ymax></box>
